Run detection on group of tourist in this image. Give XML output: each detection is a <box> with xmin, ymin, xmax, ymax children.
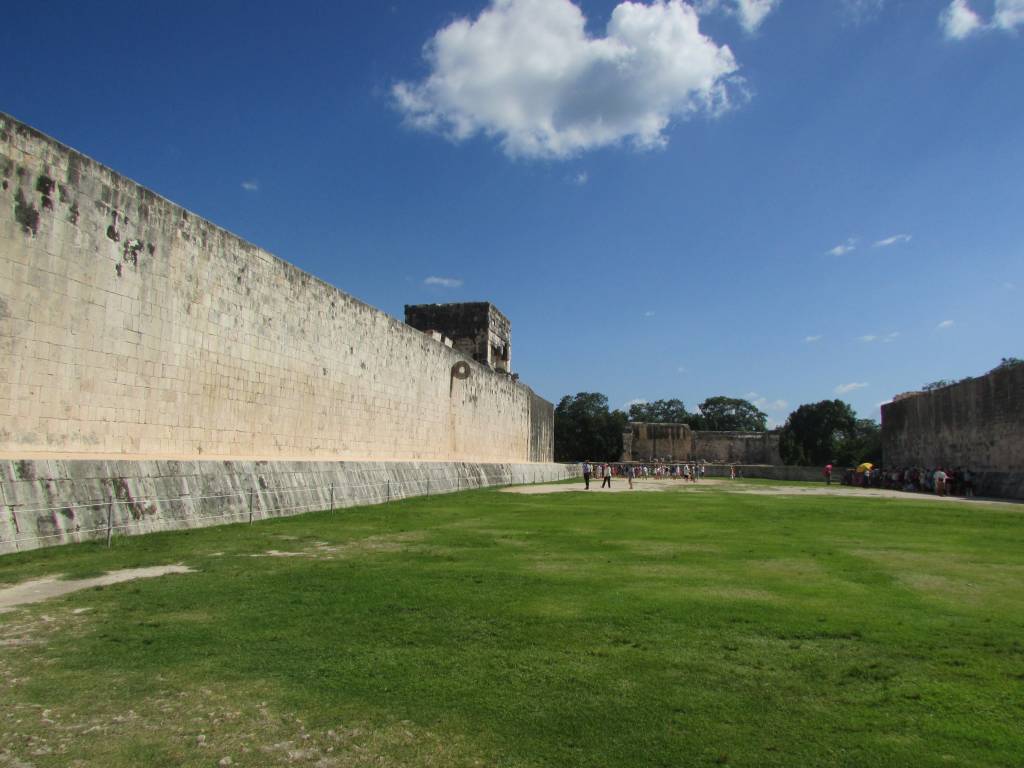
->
<box><xmin>579</xmin><ymin>461</ymin><xmax>710</xmax><ymax>490</ymax></box>
<box><xmin>837</xmin><ymin>465</ymin><xmax>977</xmax><ymax>497</ymax></box>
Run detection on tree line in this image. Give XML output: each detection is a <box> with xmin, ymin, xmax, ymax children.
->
<box><xmin>554</xmin><ymin>393</ymin><xmax>881</xmax><ymax>466</ymax></box>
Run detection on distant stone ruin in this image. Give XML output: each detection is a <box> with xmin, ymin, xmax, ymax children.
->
<box><xmin>621</xmin><ymin>423</ymin><xmax>782</xmax><ymax>465</ymax></box>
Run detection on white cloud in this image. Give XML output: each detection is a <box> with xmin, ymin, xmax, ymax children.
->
<box><xmin>394</xmin><ymin>0</ymin><xmax>742</xmax><ymax>159</ymax></box>
<box><xmin>994</xmin><ymin>0</ymin><xmax>1024</xmax><ymax>30</ymax></box>
<box><xmin>735</xmin><ymin>0</ymin><xmax>781</xmax><ymax>31</ymax></box>
<box><xmin>835</xmin><ymin>382</ymin><xmax>868</xmax><ymax>395</ymax></box>
<box><xmin>241</xmin><ymin>180</ymin><xmax>260</xmax><ymax>192</ymax></box>
<box><xmin>804</xmin><ymin>334</ymin><xmax>823</xmax><ymax>343</ymax></box>
<box><xmin>858</xmin><ymin>331</ymin><xmax>899</xmax><ymax>343</ymax></box>
<box><xmin>573</xmin><ymin>171</ymin><xmax>589</xmax><ymax>185</ymax></box>
<box><xmin>698</xmin><ymin>0</ymin><xmax>781</xmax><ymax>32</ymax></box>
<box><xmin>937</xmin><ymin>319</ymin><xmax>955</xmax><ymax>329</ymax></box>
<box><xmin>827</xmin><ymin>238</ymin><xmax>857</xmax><ymax>257</ymax></box>
<box><xmin>644</xmin><ymin>310</ymin><xmax>656</xmax><ymax>317</ymax></box>
<box><xmin>873</xmin><ymin>233</ymin><xmax>911</xmax><ymax>247</ymax></box>
<box><xmin>677</xmin><ymin>366</ymin><xmax>687</xmax><ymax>374</ymax></box>
<box><xmin>424</xmin><ymin>276</ymin><xmax>463</xmax><ymax>288</ymax></box>
<box><xmin>942</xmin><ymin>0</ymin><xmax>983</xmax><ymax>38</ymax></box>
<box><xmin>842</xmin><ymin>0</ymin><xmax>885</xmax><ymax>23</ymax></box>
<box><xmin>941</xmin><ymin>0</ymin><xmax>1024</xmax><ymax>38</ymax></box>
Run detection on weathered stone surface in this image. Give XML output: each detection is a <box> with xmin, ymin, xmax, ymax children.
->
<box><xmin>0</xmin><ymin>459</ymin><xmax>578</xmax><ymax>553</ymax></box>
<box><xmin>882</xmin><ymin>365</ymin><xmax>1024</xmax><ymax>499</ymax></box>
<box><xmin>0</xmin><ymin>113</ymin><xmax>553</xmax><ymax>463</ymax></box>
<box><xmin>621</xmin><ymin>423</ymin><xmax>782</xmax><ymax>464</ymax></box>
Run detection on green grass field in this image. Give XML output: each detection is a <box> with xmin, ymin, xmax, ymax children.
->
<box><xmin>1</xmin><ymin>481</ymin><xmax>1022</xmax><ymax>767</ymax></box>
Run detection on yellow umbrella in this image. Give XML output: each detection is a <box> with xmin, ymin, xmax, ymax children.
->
<box><xmin>857</xmin><ymin>462</ymin><xmax>873</xmax><ymax>473</ymax></box>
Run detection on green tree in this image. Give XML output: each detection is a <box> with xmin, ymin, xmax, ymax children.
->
<box><xmin>992</xmin><ymin>357</ymin><xmax>1023</xmax><ymax>372</ymax></box>
<box><xmin>834</xmin><ymin>418</ymin><xmax>882</xmax><ymax>466</ymax></box>
<box><xmin>554</xmin><ymin>393</ymin><xmax>627</xmax><ymax>462</ymax></box>
<box><xmin>779</xmin><ymin>400</ymin><xmax>857</xmax><ymax>466</ymax></box>
<box><xmin>697</xmin><ymin>396</ymin><xmax>768</xmax><ymax>432</ymax></box>
<box><xmin>627</xmin><ymin>398</ymin><xmax>691</xmax><ymax>425</ymax></box>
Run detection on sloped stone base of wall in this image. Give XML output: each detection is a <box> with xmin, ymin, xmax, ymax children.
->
<box><xmin>0</xmin><ymin>459</ymin><xmax>578</xmax><ymax>554</ymax></box>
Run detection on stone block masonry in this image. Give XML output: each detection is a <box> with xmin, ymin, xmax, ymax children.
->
<box><xmin>0</xmin><ymin>459</ymin><xmax>578</xmax><ymax>553</ymax></box>
<box><xmin>882</xmin><ymin>364</ymin><xmax>1024</xmax><ymax>500</ymax></box>
<box><xmin>621</xmin><ymin>423</ymin><xmax>782</xmax><ymax>465</ymax></box>
<box><xmin>0</xmin><ymin>113</ymin><xmax>554</xmax><ymax>463</ymax></box>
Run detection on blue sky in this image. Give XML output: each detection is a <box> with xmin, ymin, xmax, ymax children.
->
<box><xmin>3</xmin><ymin>0</ymin><xmax>1021</xmax><ymax>426</ymax></box>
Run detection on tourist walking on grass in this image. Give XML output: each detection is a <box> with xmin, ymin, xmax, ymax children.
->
<box><xmin>627</xmin><ymin>464</ymin><xmax>635</xmax><ymax>489</ymax></box>
<box><xmin>582</xmin><ymin>461</ymin><xmax>591</xmax><ymax>490</ymax></box>
<box><xmin>601</xmin><ymin>463</ymin><xmax>612</xmax><ymax>489</ymax></box>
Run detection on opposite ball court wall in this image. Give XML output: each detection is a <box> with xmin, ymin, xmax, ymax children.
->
<box><xmin>0</xmin><ymin>113</ymin><xmax>554</xmax><ymax>463</ymax></box>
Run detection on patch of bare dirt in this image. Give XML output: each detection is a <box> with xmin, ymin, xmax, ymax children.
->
<box><xmin>0</xmin><ymin>566</ymin><xmax>194</xmax><ymax>614</ymax></box>
<box><xmin>501</xmin><ymin>478</ymin><xmax>722</xmax><ymax>495</ymax></box>
<box><xmin>251</xmin><ymin>532</ymin><xmax>427</xmax><ymax>561</ymax></box>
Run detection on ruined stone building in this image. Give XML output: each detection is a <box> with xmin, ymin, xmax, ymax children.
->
<box><xmin>621</xmin><ymin>423</ymin><xmax>782</xmax><ymax>465</ymax></box>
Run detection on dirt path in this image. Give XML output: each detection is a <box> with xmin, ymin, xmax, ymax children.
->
<box><xmin>0</xmin><ymin>565</ymin><xmax>194</xmax><ymax>613</ymax></box>
<box><xmin>503</xmin><ymin>479</ymin><xmax>1021</xmax><ymax>508</ymax></box>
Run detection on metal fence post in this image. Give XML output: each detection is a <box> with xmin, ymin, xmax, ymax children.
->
<box><xmin>330</xmin><ymin>482</ymin><xmax>335</xmax><ymax>512</ymax></box>
<box><xmin>386</xmin><ymin>479</ymin><xmax>391</xmax><ymax>503</ymax></box>
<box><xmin>426</xmin><ymin>476</ymin><xmax>430</xmax><ymax>497</ymax></box>
<box><xmin>248</xmin><ymin>489</ymin><xmax>254</xmax><ymax>526</ymax></box>
<box><xmin>106</xmin><ymin>502</ymin><xmax>113</xmax><ymax>548</ymax></box>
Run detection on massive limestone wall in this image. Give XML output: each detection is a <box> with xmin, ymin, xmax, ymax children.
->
<box><xmin>0</xmin><ymin>114</ymin><xmax>553</xmax><ymax>462</ymax></box>
<box><xmin>621</xmin><ymin>423</ymin><xmax>781</xmax><ymax>464</ymax></box>
<box><xmin>882</xmin><ymin>365</ymin><xmax>1024</xmax><ymax>499</ymax></box>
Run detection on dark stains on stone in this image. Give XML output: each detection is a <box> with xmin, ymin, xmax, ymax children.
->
<box><xmin>258</xmin><ymin>475</ymin><xmax>268</xmax><ymax>490</ymax></box>
<box><xmin>2</xmin><ymin>180</ymin><xmax>7</xmax><ymax>191</ymax></box>
<box><xmin>68</xmin><ymin>202</ymin><xmax>80</xmax><ymax>225</ymax></box>
<box><xmin>14</xmin><ymin>188</ymin><xmax>39</xmax><ymax>235</ymax></box>
<box><xmin>123</xmin><ymin>238</ymin><xmax>144</xmax><ymax>266</ymax></box>
<box><xmin>106</xmin><ymin>224</ymin><xmax>120</xmax><ymax>242</ymax></box>
<box><xmin>110</xmin><ymin>476</ymin><xmax>157</xmax><ymax>520</ymax></box>
<box><xmin>59</xmin><ymin>507</ymin><xmax>75</xmax><ymax>520</ymax></box>
<box><xmin>36</xmin><ymin>174</ymin><xmax>55</xmax><ymax>210</ymax></box>
<box><xmin>147</xmin><ymin>243</ymin><xmax>156</xmax><ymax>256</ymax></box>
<box><xmin>58</xmin><ymin>183</ymin><xmax>70</xmax><ymax>203</ymax></box>
<box><xmin>115</xmin><ymin>263</ymin><xmax>123</xmax><ymax>277</ymax></box>
<box><xmin>35</xmin><ymin>174</ymin><xmax>54</xmax><ymax>197</ymax></box>
<box><xmin>35</xmin><ymin>175</ymin><xmax>54</xmax><ymax>195</ymax></box>
<box><xmin>15</xmin><ymin>460</ymin><xmax>35</xmax><ymax>481</ymax></box>
<box><xmin>66</xmin><ymin>155</ymin><xmax>83</xmax><ymax>187</ymax></box>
